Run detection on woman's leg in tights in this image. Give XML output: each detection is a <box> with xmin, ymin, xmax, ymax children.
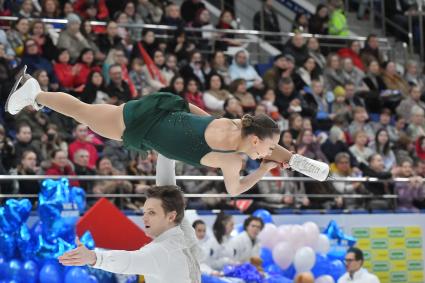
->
<box><xmin>36</xmin><ymin>91</ymin><xmax>125</xmax><ymax>140</ymax></box>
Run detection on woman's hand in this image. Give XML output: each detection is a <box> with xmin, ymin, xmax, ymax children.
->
<box><xmin>58</xmin><ymin>237</ymin><xmax>96</xmax><ymax>266</ymax></box>
<box><xmin>259</xmin><ymin>159</ymin><xmax>280</xmax><ymax>171</ymax></box>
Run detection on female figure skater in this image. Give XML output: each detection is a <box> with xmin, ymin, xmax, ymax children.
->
<box><xmin>6</xmin><ymin>66</ymin><xmax>329</xmax><ymax>196</ymax></box>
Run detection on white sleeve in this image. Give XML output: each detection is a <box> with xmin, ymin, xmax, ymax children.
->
<box><xmin>92</xmin><ymin>246</ymin><xmax>162</xmax><ymax>275</ymax></box>
<box><xmin>203</xmin><ymin>92</ymin><xmax>225</xmax><ymax>111</ymax></box>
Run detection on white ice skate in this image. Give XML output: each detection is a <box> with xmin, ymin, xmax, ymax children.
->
<box><xmin>5</xmin><ymin>65</ymin><xmax>43</xmax><ymax>115</ymax></box>
<box><xmin>289</xmin><ymin>154</ymin><xmax>330</xmax><ymax>182</ymax></box>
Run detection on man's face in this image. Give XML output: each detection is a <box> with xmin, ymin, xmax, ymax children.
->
<box><xmin>109</xmin><ymin>66</ymin><xmax>123</xmax><ymax>84</ymax></box>
<box><xmin>335</xmin><ymin>157</ymin><xmax>350</xmax><ymax>174</ymax></box>
<box><xmin>235</xmin><ymin>51</ymin><xmax>248</xmax><ymax>66</ymax></box>
<box><xmin>75</xmin><ymin>125</ymin><xmax>88</xmax><ymax>141</ymax></box>
<box><xmin>75</xmin><ymin>150</ymin><xmax>89</xmax><ymax>167</ymax></box>
<box><xmin>345</xmin><ymin>252</ymin><xmax>362</xmax><ymax>273</ymax></box>
<box><xmin>246</xmin><ymin>220</ymin><xmax>263</xmax><ymax>240</ymax></box>
<box><xmin>143</xmin><ymin>198</ymin><xmax>176</xmax><ymax>238</ymax></box>
<box><xmin>280</xmin><ymin>82</ymin><xmax>294</xmax><ymax>95</ymax></box>
<box><xmin>17</xmin><ymin>126</ymin><xmax>32</xmax><ymax>143</ymax></box>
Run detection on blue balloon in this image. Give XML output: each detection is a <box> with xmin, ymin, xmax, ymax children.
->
<box><xmin>7</xmin><ymin>259</ymin><xmax>22</xmax><ymax>281</ymax></box>
<box><xmin>329</xmin><ymin>259</ymin><xmax>345</xmax><ymax>281</ymax></box>
<box><xmin>311</xmin><ymin>254</ymin><xmax>331</xmax><ymax>278</ymax></box>
<box><xmin>87</xmin><ymin>275</ymin><xmax>99</xmax><ymax>283</ymax></box>
<box><xmin>39</xmin><ymin>261</ymin><xmax>62</xmax><ymax>283</ymax></box>
<box><xmin>281</xmin><ymin>264</ymin><xmax>296</xmax><ymax>279</ymax></box>
<box><xmin>65</xmin><ymin>267</ymin><xmax>90</xmax><ymax>283</ymax></box>
<box><xmin>252</xmin><ymin>209</ymin><xmax>273</xmax><ymax>224</ymax></box>
<box><xmin>0</xmin><ymin>232</ymin><xmax>15</xmax><ymax>259</ymax></box>
<box><xmin>23</xmin><ymin>260</ymin><xmax>39</xmax><ymax>283</ymax></box>
<box><xmin>264</xmin><ymin>275</ymin><xmax>292</xmax><ymax>283</ymax></box>
<box><xmin>265</xmin><ymin>264</ymin><xmax>283</xmax><ymax>275</ymax></box>
<box><xmin>200</xmin><ymin>274</ymin><xmax>228</xmax><ymax>283</ymax></box>
<box><xmin>260</xmin><ymin>248</ymin><xmax>274</xmax><ymax>268</ymax></box>
<box><xmin>327</xmin><ymin>247</ymin><xmax>346</xmax><ymax>261</ymax></box>
<box><xmin>0</xmin><ymin>254</ymin><xmax>6</xmax><ymax>279</ymax></box>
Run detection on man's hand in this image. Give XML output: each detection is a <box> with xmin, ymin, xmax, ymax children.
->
<box><xmin>58</xmin><ymin>237</ymin><xmax>97</xmax><ymax>266</ymax></box>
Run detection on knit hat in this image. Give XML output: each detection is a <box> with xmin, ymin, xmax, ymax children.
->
<box><xmin>333</xmin><ymin>86</ymin><xmax>346</xmax><ymax>98</ymax></box>
<box><xmin>66</xmin><ymin>13</ymin><xmax>81</xmax><ymax>25</ymax></box>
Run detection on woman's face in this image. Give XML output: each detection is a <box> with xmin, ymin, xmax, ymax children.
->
<box><xmin>124</xmin><ymin>2</ymin><xmax>135</xmax><ymax>16</ymax></box>
<box><xmin>63</xmin><ymin>3</ymin><xmax>74</xmax><ymax>15</ymax></box>
<box><xmin>114</xmin><ymin>50</ymin><xmax>127</xmax><ymax>65</ymax></box>
<box><xmin>224</xmin><ymin>217</ymin><xmax>234</xmax><ymax>235</ymax></box>
<box><xmin>401</xmin><ymin>161</ymin><xmax>413</xmax><ymax>176</ymax></box>
<box><xmin>249</xmin><ymin>134</ymin><xmax>279</xmax><ymax>160</ymax></box>
<box><xmin>369</xmin><ymin>61</ymin><xmax>380</xmax><ymax>74</ymax></box>
<box><xmin>302</xmin><ymin>130</ymin><xmax>314</xmax><ymax>144</ymax></box>
<box><xmin>194</xmin><ymin>223</ymin><xmax>206</xmax><ymax>240</ymax></box>
<box><xmin>356</xmin><ymin>133</ymin><xmax>368</xmax><ymax>146</ymax></box>
<box><xmin>58</xmin><ymin>50</ymin><xmax>70</xmax><ymax>63</ymax></box>
<box><xmin>386</xmin><ymin>62</ymin><xmax>396</xmax><ymax>75</ymax></box>
<box><xmin>255</xmin><ymin>104</ymin><xmax>267</xmax><ymax>116</ymax></box>
<box><xmin>210</xmin><ymin>76</ymin><xmax>221</xmax><ymax>90</ymax></box>
<box><xmin>32</xmin><ymin>23</ymin><xmax>44</xmax><ymax>36</ymax></box>
<box><xmin>91</xmin><ymin>72</ymin><xmax>103</xmax><ymax>86</ymax></box>
<box><xmin>330</xmin><ymin>55</ymin><xmax>340</xmax><ymax>69</ymax></box>
<box><xmin>293</xmin><ymin>115</ymin><xmax>303</xmax><ymax>129</ymax></box>
<box><xmin>264</xmin><ymin>89</ymin><xmax>275</xmax><ymax>102</ymax></box>
<box><xmin>144</xmin><ymin>31</ymin><xmax>155</xmax><ymax>44</ymax></box>
<box><xmin>307</xmin><ymin>38</ymin><xmax>319</xmax><ymax>51</ymax></box>
<box><xmin>44</xmin><ymin>0</ymin><xmax>56</xmax><ymax>13</ymax></box>
<box><xmin>377</xmin><ymin>130</ymin><xmax>389</xmax><ymax>145</ymax></box>
<box><xmin>221</xmin><ymin>11</ymin><xmax>233</xmax><ymax>24</ymax></box>
<box><xmin>351</xmin><ymin>41</ymin><xmax>361</xmax><ymax>54</ymax></box>
<box><xmin>174</xmin><ymin>78</ymin><xmax>184</xmax><ymax>92</ymax></box>
<box><xmin>37</xmin><ymin>71</ymin><xmax>49</xmax><ymax>86</ymax></box>
<box><xmin>84</xmin><ymin>21</ymin><xmax>92</xmax><ymax>34</ymax></box>
<box><xmin>21</xmin><ymin>152</ymin><xmax>37</xmax><ymax>170</ymax></box>
<box><xmin>214</xmin><ymin>52</ymin><xmax>226</xmax><ymax>66</ymax></box>
<box><xmin>318</xmin><ymin>7</ymin><xmax>328</xmax><ymax>18</ymax></box>
<box><xmin>282</xmin><ymin>132</ymin><xmax>293</xmax><ymax>146</ymax></box>
<box><xmin>17</xmin><ymin>19</ymin><xmax>30</xmax><ymax>34</ymax></box>
<box><xmin>166</xmin><ymin>55</ymin><xmax>177</xmax><ymax>69</ymax></box>
<box><xmin>82</xmin><ymin>51</ymin><xmax>94</xmax><ymax>64</ymax></box>
<box><xmin>407</xmin><ymin>63</ymin><xmax>417</xmax><ymax>75</ymax></box>
<box><xmin>53</xmin><ymin>151</ymin><xmax>68</xmax><ymax>168</ymax></box>
<box><xmin>25</xmin><ymin>40</ymin><xmax>39</xmax><ymax>55</ymax></box>
<box><xmin>236</xmin><ymin>81</ymin><xmax>247</xmax><ymax>93</ymax></box>
<box><xmin>154</xmin><ymin>51</ymin><xmax>165</xmax><ymax>66</ymax></box>
<box><xmin>200</xmin><ymin>9</ymin><xmax>210</xmax><ymax>23</ymax></box>
<box><xmin>187</xmin><ymin>80</ymin><xmax>198</xmax><ymax>93</ymax></box>
<box><xmin>304</xmin><ymin>58</ymin><xmax>315</xmax><ymax>72</ymax></box>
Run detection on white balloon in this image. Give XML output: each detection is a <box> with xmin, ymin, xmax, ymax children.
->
<box><xmin>277</xmin><ymin>225</ymin><xmax>291</xmax><ymax>242</ymax></box>
<box><xmin>303</xmin><ymin>222</ymin><xmax>320</xmax><ymax>247</ymax></box>
<box><xmin>258</xmin><ymin>223</ymin><xmax>278</xmax><ymax>249</ymax></box>
<box><xmin>289</xmin><ymin>225</ymin><xmax>307</xmax><ymax>248</ymax></box>
<box><xmin>272</xmin><ymin>242</ymin><xmax>295</xmax><ymax>270</ymax></box>
<box><xmin>314</xmin><ymin>234</ymin><xmax>331</xmax><ymax>254</ymax></box>
<box><xmin>315</xmin><ymin>275</ymin><xmax>335</xmax><ymax>283</ymax></box>
<box><xmin>293</xmin><ymin>246</ymin><xmax>316</xmax><ymax>272</ymax></box>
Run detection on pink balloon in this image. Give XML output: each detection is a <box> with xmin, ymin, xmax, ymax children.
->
<box><xmin>272</xmin><ymin>242</ymin><xmax>295</xmax><ymax>270</ymax></box>
<box><xmin>258</xmin><ymin>223</ymin><xmax>278</xmax><ymax>249</ymax></box>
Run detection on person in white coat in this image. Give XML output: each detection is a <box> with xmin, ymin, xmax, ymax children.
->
<box><xmin>228</xmin><ymin>216</ymin><xmax>263</xmax><ymax>263</ymax></box>
<box><xmin>58</xmin><ymin>154</ymin><xmax>202</xmax><ymax>283</ymax></box>
<box><xmin>338</xmin><ymin>247</ymin><xmax>380</xmax><ymax>283</ymax></box>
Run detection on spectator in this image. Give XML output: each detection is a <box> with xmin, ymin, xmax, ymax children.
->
<box><xmin>0</xmin><ymin>30</ymin><xmax>16</xmax><ymax>60</ymax></box>
<box><xmin>360</xmin><ymin>34</ymin><xmax>383</xmax><ymax>67</ymax></box>
<box><xmin>394</xmin><ymin>159</ymin><xmax>425</xmax><ymax>212</ymax></box>
<box><xmin>72</xmin><ymin>149</ymin><xmax>96</xmax><ymax>192</ymax></box>
<box><xmin>123</xmin><ymin>1</ymin><xmax>144</xmax><ymax>41</ymax></box>
<box><xmin>297</xmin><ymin>129</ymin><xmax>328</xmax><ymax>162</ymax></box>
<box><xmin>21</xmin><ymin>38</ymin><xmax>58</xmax><ymax>87</ymax></box>
<box><xmin>30</xmin><ymin>20</ymin><xmax>58</xmax><ymax>61</ymax></box>
<box><xmin>180</xmin><ymin>0</ymin><xmax>205</xmax><ymax>23</ymax></box>
<box><xmin>341</xmin><ymin>58</ymin><xmax>366</xmax><ymax>90</ymax></box>
<box><xmin>322</xmin><ymin>125</ymin><xmax>356</xmax><ymax>165</ymax></box>
<box><xmin>349</xmin><ymin>130</ymin><xmax>374</xmax><ymax>164</ymax></box>
<box><xmin>167</xmin><ymin>29</ymin><xmax>195</xmax><ymax>65</ymax></box>
<box><xmin>161</xmin><ymin>2</ymin><xmax>185</xmax><ymax>28</ymax></box>
<box><xmin>140</xmin><ymin>49</ymin><xmax>169</xmax><ymax>92</ymax></box>
<box><xmin>229</xmin><ymin>216</ymin><xmax>263</xmax><ymax>263</ymax></box>
<box><xmin>61</xmin><ymin>2</ymin><xmax>74</xmax><ymax>17</ymax></box>
<box><xmin>68</xmin><ymin>124</ymin><xmax>98</xmax><ymax>169</ymax></box>
<box><xmin>202</xmin><ymin>212</ymin><xmax>235</xmax><ymax>271</ymax></box>
<box><xmin>40</xmin><ymin>0</ymin><xmax>60</xmax><ymax>19</ymax></box>
<box><xmin>323</xmin><ymin>53</ymin><xmax>345</xmax><ymax>92</ymax></box>
<box><xmin>344</xmin><ymin>81</ymin><xmax>366</xmax><ymax>109</ymax></box>
<box><xmin>297</xmin><ymin>56</ymin><xmax>320</xmax><ymax>88</ymax></box>
<box><xmin>362</xmin><ymin>60</ymin><xmax>388</xmax><ymax>111</ymax></box>
<box><xmin>348</xmin><ymin>106</ymin><xmax>375</xmax><ymax>141</ymax></box>
<box><xmin>73</xmin><ymin>0</ymin><xmax>109</xmax><ymax>21</ymax></box>
<box><xmin>338</xmin><ymin>247</ymin><xmax>380</xmax><ymax>283</ymax></box>
<box><xmin>106</xmin><ymin>64</ymin><xmax>133</xmax><ymax>104</ymax></box>
<box><xmin>131</xmin><ymin>28</ymin><xmax>158</xmax><ymax>60</ymax></box>
<box><xmin>184</xmin><ymin>78</ymin><xmax>206</xmax><ymax>111</ymax></box>
<box><xmin>33</xmin><ymin>69</ymin><xmax>52</xmax><ymax>93</ymax></box>
<box><xmin>229</xmin><ymin>79</ymin><xmax>256</xmax><ymax>113</ymax></box>
<box><xmin>14</xmin><ymin>123</ymin><xmax>41</xmax><ymax>165</ymax></box>
<box><xmin>307</xmin><ymin>37</ymin><xmax>326</xmax><ymax>74</ymax></box>
<box><xmin>370</xmin><ymin>129</ymin><xmax>396</xmax><ymax>171</ymax></box>
<box><xmin>40</xmin><ymin>123</ymin><xmax>68</xmax><ymax>161</ymax></box>
<box><xmin>328</xmin><ymin>0</ymin><xmax>349</xmax><ymax>36</ymax></box>
<box><xmin>203</xmin><ymin>73</ymin><xmax>232</xmax><ymax>116</ymax></box>
<box><xmin>210</xmin><ymin>51</ymin><xmax>231</xmax><ymax>86</ymax></box>
<box><xmin>80</xmin><ymin>71</ymin><xmax>109</xmax><ymax>104</ymax></box>
<box><xmin>229</xmin><ymin>49</ymin><xmax>263</xmax><ymax>90</ymax></box>
<box><xmin>103</xmin><ymin>48</ymin><xmax>135</xmax><ymax>95</ymax></box>
<box><xmin>164</xmin><ymin>53</ymin><xmax>178</xmax><ymax>80</ymax></box>
<box><xmin>382</xmin><ymin>61</ymin><xmax>409</xmax><ymax>97</ymax></box>
<box><xmin>16</xmin><ymin>103</ymin><xmax>49</xmax><ymax>145</ymax></box>
<box><xmin>223</xmin><ymin>97</ymin><xmax>243</xmax><ymax>119</ymax></box>
<box><xmin>331</xmin><ymin>86</ymin><xmax>351</xmax><ymax>125</ymax></box>
<box><xmin>338</xmin><ymin>40</ymin><xmax>365</xmax><ymax>71</ymax></box>
<box><xmin>215</xmin><ymin>10</ymin><xmax>242</xmax><ymax>51</ymax></box>
<box><xmin>283</xmin><ymin>33</ymin><xmax>309</xmax><ymax>67</ymax></box>
<box><xmin>102</xmin><ymin>139</ymin><xmax>130</xmax><ymax>172</ymax></box>
<box><xmin>97</xmin><ymin>21</ymin><xmax>126</xmax><ymax>56</ymax></box>
<box><xmin>7</xmin><ymin>17</ymin><xmax>30</xmax><ymax>57</ymax></box>
<box><xmin>191</xmin><ymin>8</ymin><xmax>214</xmax><ymax>52</ymax></box>
<box><xmin>180</xmin><ymin>50</ymin><xmax>208</xmax><ymax>87</ymax></box>
<box><xmin>275</xmin><ymin>77</ymin><xmax>303</xmax><ymax>119</ymax></box>
<box><xmin>303</xmin><ymin>79</ymin><xmax>334</xmax><ymax>130</ymax></box>
<box><xmin>129</xmin><ymin>58</ymin><xmax>149</xmax><ymax>97</ymax></box>
<box><xmin>192</xmin><ymin>219</ymin><xmax>208</xmax><ymax>243</ymax></box>
<box><xmin>406</xmin><ymin>105</ymin><xmax>425</xmax><ymax>140</ymax></box>
<box><xmin>160</xmin><ymin>75</ymin><xmax>185</xmax><ymax>97</ymax></box>
<box><xmin>14</xmin><ymin>150</ymin><xmax>40</xmax><ymax>197</ymax></box>
<box><xmin>0</xmin><ymin>125</ymin><xmax>15</xmax><ymax>171</ymax></box>
<box><xmin>57</xmin><ymin>13</ymin><xmax>92</xmax><ymax>62</ymax></box>
<box><xmin>309</xmin><ymin>4</ymin><xmax>329</xmax><ymax>35</ymax></box>
<box><xmin>16</xmin><ymin>0</ymin><xmax>36</xmax><ymax>18</ymax></box>
<box><xmin>292</xmin><ymin>13</ymin><xmax>309</xmax><ymax>33</ymax></box>
<box><xmin>253</xmin><ymin>0</ymin><xmax>281</xmax><ymax>49</ymax></box>
<box><xmin>359</xmin><ymin>153</ymin><xmax>395</xmax><ymax>209</ymax></box>
<box><xmin>263</xmin><ymin>54</ymin><xmax>289</xmax><ymax>90</ymax></box>
<box><xmin>80</xmin><ymin>20</ymin><xmax>103</xmax><ymax>60</ymax></box>
<box><xmin>45</xmin><ymin>149</ymin><xmax>79</xmax><ymax>187</ymax></box>
<box><xmin>135</xmin><ymin>0</ymin><xmax>163</xmax><ymax>24</ymax></box>
<box><xmin>53</xmin><ymin>48</ymin><xmax>76</xmax><ymax>91</ymax></box>
<box><xmin>73</xmin><ymin>48</ymin><xmax>101</xmax><ymax>91</ymax></box>
<box><xmin>372</xmin><ymin>108</ymin><xmax>399</xmax><ymax>143</ymax></box>
<box><xmin>404</xmin><ymin>60</ymin><xmax>425</xmax><ymax>91</ymax></box>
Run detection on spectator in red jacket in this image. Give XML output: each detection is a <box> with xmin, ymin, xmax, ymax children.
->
<box><xmin>53</xmin><ymin>48</ymin><xmax>76</xmax><ymax>90</ymax></box>
<box><xmin>184</xmin><ymin>77</ymin><xmax>206</xmax><ymax>110</ymax></box>
<box><xmin>73</xmin><ymin>48</ymin><xmax>101</xmax><ymax>91</ymax></box>
<box><xmin>45</xmin><ymin>149</ymin><xmax>79</xmax><ymax>187</ymax></box>
<box><xmin>338</xmin><ymin>40</ymin><xmax>365</xmax><ymax>71</ymax></box>
<box><xmin>73</xmin><ymin>0</ymin><xmax>109</xmax><ymax>21</ymax></box>
<box><xmin>68</xmin><ymin>124</ymin><xmax>99</xmax><ymax>169</ymax></box>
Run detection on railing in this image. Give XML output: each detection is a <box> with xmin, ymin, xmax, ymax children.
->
<box><xmin>0</xmin><ymin>16</ymin><xmax>392</xmax><ymax>63</ymax></box>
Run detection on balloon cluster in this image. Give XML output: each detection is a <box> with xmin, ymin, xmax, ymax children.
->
<box><xmin>0</xmin><ymin>178</ymin><xmax>109</xmax><ymax>283</ymax></box>
<box><xmin>253</xmin><ymin>209</ymin><xmax>355</xmax><ymax>283</ymax></box>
